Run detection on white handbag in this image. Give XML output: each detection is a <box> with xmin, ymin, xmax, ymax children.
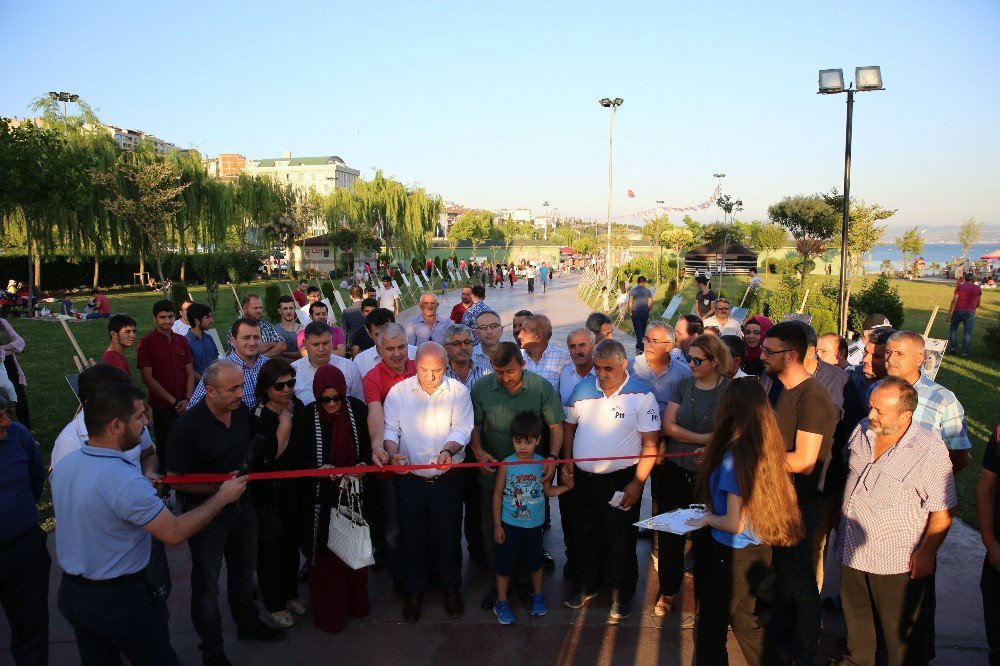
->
<box><xmin>326</xmin><ymin>476</ymin><xmax>374</xmax><ymax>570</ymax></box>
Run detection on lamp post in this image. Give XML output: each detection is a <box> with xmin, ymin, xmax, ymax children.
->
<box><xmin>819</xmin><ymin>66</ymin><xmax>884</xmax><ymax>336</ymax></box>
<box><xmin>599</xmin><ymin>97</ymin><xmax>623</xmax><ymax>281</ymax></box>
<box><xmin>48</xmin><ymin>91</ymin><xmax>80</xmax><ymax>124</ymax></box>
<box><xmin>713</xmin><ymin>173</ymin><xmax>726</xmax><ymax>294</ymax></box>
<box><xmin>542</xmin><ymin>200</ymin><xmax>550</xmax><ymax>241</ymax></box>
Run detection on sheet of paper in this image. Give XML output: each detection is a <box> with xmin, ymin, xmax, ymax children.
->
<box><xmin>205</xmin><ymin>328</ymin><xmax>228</xmax><ymax>358</ymax></box>
<box><xmin>729</xmin><ymin>306</ymin><xmax>748</xmax><ymax>323</ymax></box>
<box><xmin>332</xmin><ymin>290</ymin><xmax>347</xmax><ymax>311</ymax></box>
<box><xmin>634</xmin><ymin>507</ymin><xmax>707</xmax><ymax>535</ymax></box>
<box><xmin>400</xmin><ymin>272</ymin><xmax>410</xmax><ymax>286</ymax></box>
<box><xmin>662</xmin><ymin>294</ymin><xmax>683</xmax><ymax>321</ymax></box>
<box><xmin>609</xmin><ymin>491</ymin><xmax>626</xmax><ymax>510</ymax></box>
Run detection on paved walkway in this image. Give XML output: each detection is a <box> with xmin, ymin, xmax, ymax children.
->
<box><xmin>2</xmin><ymin>273</ymin><xmax>989</xmax><ymax>665</ymax></box>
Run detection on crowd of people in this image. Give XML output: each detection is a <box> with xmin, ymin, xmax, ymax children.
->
<box><xmin>0</xmin><ymin>268</ymin><xmax>996</xmax><ymax>666</ymax></box>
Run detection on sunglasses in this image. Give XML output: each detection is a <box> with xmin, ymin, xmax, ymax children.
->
<box><xmin>688</xmin><ymin>357</ymin><xmax>709</xmax><ymax>367</ymax></box>
<box><xmin>273</xmin><ymin>379</ymin><xmax>296</xmax><ymax>390</ymax></box>
<box><xmin>318</xmin><ymin>395</ymin><xmax>344</xmax><ymax>404</ymax></box>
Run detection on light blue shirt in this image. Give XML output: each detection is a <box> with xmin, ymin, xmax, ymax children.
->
<box><xmin>52</xmin><ymin>445</ymin><xmax>164</xmax><ymax>579</ymax></box>
<box><xmin>628</xmin><ymin>353</ymin><xmax>693</xmax><ymax>415</ymax></box>
<box><xmin>710</xmin><ymin>451</ymin><xmax>759</xmax><ymax>549</ymax></box>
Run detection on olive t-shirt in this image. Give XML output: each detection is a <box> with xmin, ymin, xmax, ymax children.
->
<box><xmin>696</xmin><ymin>289</ymin><xmax>717</xmax><ymax>317</ymax></box>
<box><xmin>772</xmin><ymin>377</ymin><xmax>836</xmax><ymax>503</ymax></box>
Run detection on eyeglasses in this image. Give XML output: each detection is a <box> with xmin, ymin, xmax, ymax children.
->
<box><xmin>273</xmin><ymin>378</ymin><xmax>297</xmax><ymax>391</ymax></box>
<box><xmin>476</xmin><ymin>323</ymin><xmax>502</xmax><ymax>331</ymax></box>
<box><xmin>760</xmin><ymin>348</ymin><xmax>792</xmax><ymax>357</ymax></box>
<box><xmin>688</xmin><ymin>357</ymin><xmax>710</xmax><ymax>367</ymax></box>
<box><xmin>445</xmin><ymin>339</ymin><xmax>474</xmax><ymax>347</ymax></box>
<box><xmin>716</xmin><ymin>307</ymin><xmax>731</xmax><ymax>312</ymax></box>
<box><xmin>318</xmin><ymin>395</ymin><xmax>344</xmax><ymax>404</ymax></box>
<box><xmin>642</xmin><ymin>337</ymin><xmax>671</xmax><ymax>346</ymax></box>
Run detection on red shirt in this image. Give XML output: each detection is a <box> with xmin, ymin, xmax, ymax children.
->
<box><xmin>93</xmin><ymin>294</ymin><xmax>111</xmax><ymax>315</ymax></box>
<box><xmin>101</xmin><ymin>350</ymin><xmax>132</xmax><ymax>380</ymax></box>
<box><xmin>136</xmin><ymin>329</ymin><xmax>194</xmax><ymax>409</ymax></box>
<box><xmin>362</xmin><ymin>359</ymin><xmax>416</xmax><ymax>405</ymax></box>
<box><xmin>954</xmin><ymin>281</ymin><xmax>981</xmax><ymax>312</ymax></box>
<box><xmin>292</xmin><ymin>289</ymin><xmax>307</xmax><ymax>307</ymax></box>
<box><xmin>450</xmin><ymin>302</ymin><xmax>469</xmax><ymax>324</ymax></box>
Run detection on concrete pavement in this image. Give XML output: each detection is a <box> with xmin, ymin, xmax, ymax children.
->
<box><xmin>2</xmin><ymin>272</ymin><xmax>989</xmax><ymax>665</ymax></box>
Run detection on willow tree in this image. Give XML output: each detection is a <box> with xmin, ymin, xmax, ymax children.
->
<box><xmin>233</xmin><ymin>173</ymin><xmax>287</xmax><ymax>248</ymax></box>
<box><xmin>174</xmin><ymin>149</ymin><xmax>234</xmax><ymax>255</ymax></box>
<box><xmin>352</xmin><ymin>170</ymin><xmax>408</xmax><ymax>258</ymax></box>
<box><xmin>401</xmin><ymin>187</ymin><xmax>441</xmax><ymax>260</ymax></box>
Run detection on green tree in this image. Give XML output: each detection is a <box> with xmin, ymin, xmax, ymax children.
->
<box><xmin>497</xmin><ymin>218</ymin><xmax>531</xmax><ymax>256</ymax></box>
<box><xmin>823</xmin><ymin>191</ymin><xmax>894</xmax><ymax>278</ymax></box>
<box><xmin>702</xmin><ymin>222</ymin><xmax>748</xmax><ymax>247</ymax></box>
<box><xmin>894</xmin><ymin>227</ymin><xmax>924</xmax><ymax>277</ymax></box>
<box><xmin>958</xmin><ymin>215</ymin><xmax>982</xmax><ymax>263</ymax></box>
<box><xmin>682</xmin><ymin>214</ymin><xmax>704</xmax><ymax>247</ymax></box>
<box><xmin>748</xmin><ymin>222</ymin><xmax>789</xmax><ymax>271</ymax></box>
<box><xmin>662</xmin><ymin>226</ymin><xmax>695</xmax><ymax>282</ymax></box>
<box><xmin>767</xmin><ymin>195</ymin><xmax>839</xmax><ymax>284</ymax></box>
<box><xmin>549</xmin><ymin>225</ymin><xmax>577</xmax><ymax>247</ymax></box>
<box><xmin>716</xmin><ymin>194</ymin><xmax>743</xmax><ymax>224</ymax></box>
<box><xmin>640</xmin><ymin>215</ymin><xmax>671</xmax><ymax>280</ymax></box>
<box><xmin>448</xmin><ymin>210</ymin><xmax>492</xmax><ymax>257</ymax></box>
<box><xmin>571</xmin><ymin>233</ymin><xmax>599</xmax><ymax>255</ymax></box>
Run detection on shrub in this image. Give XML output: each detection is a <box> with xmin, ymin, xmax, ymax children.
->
<box><xmin>170</xmin><ymin>281</ymin><xmax>189</xmax><ymax>308</ymax></box>
<box><xmin>321</xmin><ymin>281</ymin><xmax>334</xmax><ymax>300</ymax></box>
<box><xmin>189</xmin><ymin>253</ymin><xmax>230</xmax><ymax>314</ymax></box>
<box><xmin>848</xmin><ymin>275</ymin><xmax>905</xmax><ymax>334</ymax></box>
<box><xmin>264</xmin><ymin>284</ymin><xmax>281</xmax><ymax>323</ymax></box>
<box><xmin>983</xmin><ymin>318</ymin><xmax>1000</xmax><ymax>359</ymax></box>
<box><xmin>227</xmin><ymin>249</ymin><xmax>262</xmax><ymax>285</ymax></box>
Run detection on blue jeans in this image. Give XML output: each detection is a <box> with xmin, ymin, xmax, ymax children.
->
<box><xmin>949</xmin><ymin>311</ymin><xmax>975</xmax><ymax>355</ymax></box>
<box><xmin>58</xmin><ymin>573</ymin><xmax>177</xmax><ymax>666</ymax></box>
<box><xmin>769</xmin><ymin>499</ymin><xmax>821</xmax><ymax>665</ymax></box>
<box><xmin>632</xmin><ymin>313</ymin><xmax>649</xmax><ymax>352</ymax></box>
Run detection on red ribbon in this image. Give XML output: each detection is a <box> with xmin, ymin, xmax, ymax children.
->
<box><xmin>159</xmin><ymin>452</ymin><xmax>697</xmax><ymax>485</ymax></box>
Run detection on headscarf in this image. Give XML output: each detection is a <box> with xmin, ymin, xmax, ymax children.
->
<box><xmin>312</xmin><ymin>364</ymin><xmax>356</xmax><ymax>466</ymax></box>
<box><xmin>741</xmin><ymin>315</ymin><xmax>773</xmax><ymax>365</ymax></box>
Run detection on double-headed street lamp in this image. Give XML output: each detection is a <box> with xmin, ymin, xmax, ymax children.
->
<box><xmin>599</xmin><ymin>97</ymin><xmax>623</xmax><ymax>280</ymax></box>
<box><xmin>48</xmin><ymin>91</ymin><xmax>80</xmax><ymax>123</ymax></box>
<box><xmin>818</xmin><ymin>66</ymin><xmax>884</xmax><ymax>336</ymax></box>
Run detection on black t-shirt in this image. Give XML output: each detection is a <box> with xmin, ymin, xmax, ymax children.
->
<box><xmin>696</xmin><ymin>289</ymin><xmax>717</xmax><ymax>317</ymax></box>
<box><xmin>168</xmin><ymin>401</ymin><xmax>252</xmax><ymax>502</ymax></box>
<box><xmin>983</xmin><ymin>426</ymin><xmax>1000</xmax><ymax>541</ymax></box>
<box><xmin>773</xmin><ymin>377</ymin><xmax>836</xmax><ymax>503</ymax></box>
<box><xmin>350</xmin><ymin>327</ymin><xmax>374</xmax><ymax>353</ymax></box>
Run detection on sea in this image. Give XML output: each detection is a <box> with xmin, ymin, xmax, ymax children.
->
<box><xmin>863</xmin><ymin>243</ymin><xmax>997</xmax><ymax>272</ymax></box>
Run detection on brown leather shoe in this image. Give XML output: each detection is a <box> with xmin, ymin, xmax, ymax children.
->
<box><xmin>443</xmin><ymin>589</ymin><xmax>464</xmax><ymax>618</ymax></box>
<box><xmin>403</xmin><ymin>594</ymin><xmax>422</xmax><ymax>623</ymax></box>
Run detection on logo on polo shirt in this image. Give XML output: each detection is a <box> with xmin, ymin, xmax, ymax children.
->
<box><xmin>612</xmin><ymin>405</ymin><xmax>626</xmax><ymax>419</ymax></box>
<box><xmin>647</xmin><ymin>409</ymin><xmax>659</xmax><ymax>421</ymax></box>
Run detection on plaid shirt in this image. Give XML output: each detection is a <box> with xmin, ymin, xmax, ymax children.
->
<box><xmin>461</xmin><ymin>302</ymin><xmax>494</xmax><ymax>336</ymax></box>
<box><xmin>867</xmin><ymin>374</ymin><xmax>972</xmax><ymax>450</ymax></box>
<box><xmin>187</xmin><ymin>351</ymin><xmax>268</xmax><ymax>410</ymax></box>
<box><xmin>444</xmin><ymin>358</ymin><xmax>491</xmax><ymax>390</ymax></box>
<box><xmin>257</xmin><ymin>320</ymin><xmax>283</xmax><ymax>344</ymax></box>
<box><xmin>837</xmin><ymin>420</ymin><xmax>956</xmax><ymax>574</ymax></box>
<box><xmin>522</xmin><ymin>346</ymin><xmax>572</xmax><ymax>397</ymax></box>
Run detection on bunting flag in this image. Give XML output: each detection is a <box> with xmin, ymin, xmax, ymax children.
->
<box><xmin>554</xmin><ymin>183</ymin><xmax>722</xmax><ymax>226</ymax></box>
<box><xmin>627</xmin><ymin>189</ymin><xmax>635</xmax><ymax>197</ymax></box>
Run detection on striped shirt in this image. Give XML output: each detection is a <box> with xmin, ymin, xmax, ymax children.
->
<box><xmin>838</xmin><ymin>420</ymin><xmax>957</xmax><ymax>575</ymax></box>
<box><xmin>867</xmin><ymin>373</ymin><xmax>972</xmax><ymax>451</ymax></box>
<box><xmin>188</xmin><ymin>351</ymin><xmax>268</xmax><ymax>410</ymax></box>
<box><xmin>444</xmin><ymin>358</ymin><xmax>491</xmax><ymax>390</ymax></box>
<box><xmin>522</xmin><ymin>346</ymin><xmax>572</xmax><ymax>396</ymax></box>
<box><xmin>406</xmin><ymin>315</ymin><xmax>450</xmax><ymax>346</ymax></box>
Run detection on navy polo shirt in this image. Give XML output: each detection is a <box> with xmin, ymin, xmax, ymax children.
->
<box><xmin>51</xmin><ymin>445</ymin><xmax>164</xmax><ymax>579</ymax></box>
<box><xmin>0</xmin><ymin>421</ymin><xmax>44</xmax><ymax>542</ymax></box>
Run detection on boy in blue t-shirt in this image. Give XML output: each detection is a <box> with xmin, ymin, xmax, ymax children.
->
<box><xmin>491</xmin><ymin>411</ymin><xmax>574</xmax><ymax>624</ymax></box>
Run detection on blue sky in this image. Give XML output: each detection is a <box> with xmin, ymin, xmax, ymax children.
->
<box><xmin>2</xmin><ymin>0</ymin><xmax>997</xmax><ymax>228</ymax></box>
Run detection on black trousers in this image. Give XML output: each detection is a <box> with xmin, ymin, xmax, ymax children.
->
<box><xmin>395</xmin><ymin>471</ymin><xmax>464</xmax><ymax>594</ymax></box>
<box><xmin>4</xmin><ymin>355</ymin><xmax>29</xmax><ymax>428</ymax></box>
<box><xmin>571</xmin><ymin>465</ymin><xmax>641</xmax><ymax>600</ymax></box>
<box><xmin>527</xmin><ymin>278</ymin><xmax>535</xmax><ymax>293</ymax></box>
<box><xmin>256</xmin><ymin>501</ymin><xmax>301</xmax><ymax>613</ymax></box>
<box><xmin>768</xmin><ymin>499</ymin><xmax>821</xmax><ymax>665</ymax></box>
<box><xmin>0</xmin><ymin>526</ymin><xmax>49</xmax><ymax>666</ymax></box>
<box><xmin>462</xmin><ymin>465</ymin><xmax>485</xmax><ymax>561</ymax></box>
<box><xmin>151</xmin><ymin>407</ymin><xmax>180</xmax><ymax>475</ymax></box>
<box><xmin>981</xmin><ymin>557</ymin><xmax>1000</xmax><ymax>665</ymax></box>
<box><xmin>840</xmin><ymin>565</ymin><xmax>929</xmax><ymax>666</ymax></box>
<box><xmin>696</xmin><ymin>541</ymin><xmax>776</xmax><ymax>666</ymax></box>
<box><xmin>186</xmin><ymin>500</ymin><xmax>260</xmax><ymax>657</ymax></box>
<box><xmin>655</xmin><ymin>460</ymin><xmax>712</xmax><ymax>598</ymax></box>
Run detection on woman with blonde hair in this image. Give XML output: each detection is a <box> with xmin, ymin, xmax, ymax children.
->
<box><xmin>653</xmin><ymin>334</ymin><xmax>732</xmax><ymax>618</ymax></box>
<box><xmin>687</xmin><ymin>377</ymin><xmax>805</xmax><ymax>665</ymax></box>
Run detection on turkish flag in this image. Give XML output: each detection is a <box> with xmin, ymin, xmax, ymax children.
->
<box><xmin>627</xmin><ymin>189</ymin><xmax>635</xmax><ymax>197</ymax></box>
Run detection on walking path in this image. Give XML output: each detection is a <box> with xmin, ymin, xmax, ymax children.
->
<box><xmin>2</xmin><ymin>273</ymin><xmax>988</xmax><ymax>665</ymax></box>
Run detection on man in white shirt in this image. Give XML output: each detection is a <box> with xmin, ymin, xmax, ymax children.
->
<box><xmin>563</xmin><ymin>339</ymin><xmax>660</xmax><ymax>622</ymax></box>
<box><xmin>520</xmin><ymin>314</ymin><xmax>571</xmax><ymax>396</ymax></box>
<box><xmin>376</xmin><ymin>342</ymin><xmax>474</xmax><ymax>623</ymax></box>
<box><xmin>291</xmin><ymin>321</ymin><xmax>363</xmax><ymax>405</ymax></box>
<box><xmin>702</xmin><ymin>298</ymin><xmax>743</xmax><ymax>338</ymax></box>
<box><xmin>171</xmin><ymin>301</ymin><xmax>192</xmax><ymax>336</ymax></box>
<box><xmin>377</xmin><ymin>275</ymin><xmax>401</xmax><ymax>318</ymax></box>
<box><xmin>720</xmin><ymin>335</ymin><xmax>749</xmax><ymax>379</ymax></box>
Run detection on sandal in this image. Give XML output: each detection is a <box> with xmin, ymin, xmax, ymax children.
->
<box><xmin>654</xmin><ymin>595</ymin><xmax>674</xmax><ymax>617</ymax></box>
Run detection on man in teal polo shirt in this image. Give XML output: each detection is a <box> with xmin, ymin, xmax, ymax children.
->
<box><xmin>470</xmin><ymin>342</ymin><xmax>564</xmax><ymax>608</ymax></box>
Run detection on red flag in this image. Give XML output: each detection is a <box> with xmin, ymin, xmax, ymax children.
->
<box><xmin>627</xmin><ymin>189</ymin><xmax>635</xmax><ymax>198</ymax></box>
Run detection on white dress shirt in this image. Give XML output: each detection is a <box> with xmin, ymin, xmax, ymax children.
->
<box><xmin>382</xmin><ymin>376</ymin><xmax>474</xmax><ymax>478</ymax></box>
<box><xmin>354</xmin><ymin>344</ymin><xmax>418</xmax><ymax>379</ymax></box>
<box><xmin>291</xmin><ymin>354</ymin><xmax>364</xmax><ymax>405</ymax></box>
<box><xmin>51</xmin><ymin>411</ymin><xmax>152</xmax><ymax>468</ymax></box>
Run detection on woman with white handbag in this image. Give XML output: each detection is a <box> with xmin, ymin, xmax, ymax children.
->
<box><xmin>290</xmin><ymin>364</ymin><xmax>373</xmax><ymax>633</ymax></box>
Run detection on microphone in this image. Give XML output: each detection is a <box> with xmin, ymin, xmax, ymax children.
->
<box><xmin>237</xmin><ymin>434</ymin><xmax>267</xmax><ymax>477</ymax></box>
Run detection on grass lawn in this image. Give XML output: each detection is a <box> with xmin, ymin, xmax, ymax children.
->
<box><xmin>11</xmin><ymin>275</ymin><xmax>440</xmax><ymax>528</ymax></box>
<box><xmin>582</xmin><ymin>272</ymin><xmax>1000</xmax><ymax>527</ymax></box>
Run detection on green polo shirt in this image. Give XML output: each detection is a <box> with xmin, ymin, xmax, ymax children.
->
<box><xmin>471</xmin><ymin>369</ymin><xmax>565</xmax><ymax>489</ymax></box>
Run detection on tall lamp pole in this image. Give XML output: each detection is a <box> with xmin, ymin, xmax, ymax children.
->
<box><xmin>713</xmin><ymin>173</ymin><xmax>726</xmax><ymax>293</ymax></box>
<box><xmin>48</xmin><ymin>91</ymin><xmax>80</xmax><ymax>124</ymax></box>
<box><xmin>599</xmin><ymin>97</ymin><xmax>623</xmax><ymax>281</ymax></box>
<box><xmin>819</xmin><ymin>67</ymin><xmax>884</xmax><ymax>336</ymax></box>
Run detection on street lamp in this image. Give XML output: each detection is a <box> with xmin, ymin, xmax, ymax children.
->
<box><xmin>599</xmin><ymin>97</ymin><xmax>623</xmax><ymax>280</ymax></box>
<box><xmin>819</xmin><ymin>66</ymin><xmax>884</xmax><ymax>336</ymax></box>
<box><xmin>48</xmin><ymin>91</ymin><xmax>80</xmax><ymax>123</ymax></box>
<box><xmin>542</xmin><ymin>201</ymin><xmax>550</xmax><ymax>241</ymax></box>
<box><xmin>713</xmin><ymin>173</ymin><xmax>726</xmax><ymax>293</ymax></box>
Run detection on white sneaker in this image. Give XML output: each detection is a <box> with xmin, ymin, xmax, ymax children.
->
<box><xmin>286</xmin><ymin>599</ymin><xmax>308</xmax><ymax>616</ymax></box>
<box><xmin>269</xmin><ymin>610</ymin><xmax>294</xmax><ymax>628</ymax></box>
